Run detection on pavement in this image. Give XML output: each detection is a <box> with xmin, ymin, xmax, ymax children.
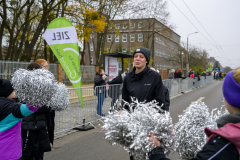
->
<box><xmin>45</xmin><ymin>80</ymin><xmax>224</xmax><ymax>160</ymax></box>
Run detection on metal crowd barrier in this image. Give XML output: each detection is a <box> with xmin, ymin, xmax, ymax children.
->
<box><xmin>54</xmin><ymin>76</ymin><xmax>214</xmax><ymax>137</ymax></box>
<box><xmin>54</xmin><ymin>84</ymin><xmax>122</xmax><ymax>137</ymax></box>
<box><xmin>163</xmin><ymin>76</ymin><xmax>214</xmax><ymax>96</ymax></box>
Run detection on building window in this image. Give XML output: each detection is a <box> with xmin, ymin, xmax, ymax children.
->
<box><xmin>122</xmin><ymin>34</ymin><xmax>127</xmax><ymax>42</ymax></box>
<box><xmin>122</xmin><ymin>47</ymin><xmax>127</xmax><ymax>53</ymax></box>
<box><xmin>123</xmin><ymin>24</ymin><xmax>127</xmax><ymax>29</ymax></box>
<box><xmin>107</xmin><ymin>35</ymin><xmax>112</xmax><ymax>42</ymax></box>
<box><xmin>130</xmin><ymin>34</ymin><xmax>135</xmax><ymax>42</ymax></box>
<box><xmin>115</xmin><ymin>24</ymin><xmax>120</xmax><ymax>29</ymax></box>
<box><xmin>130</xmin><ymin>22</ymin><xmax>135</xmax><ymax>28</ymax></box>
<box><xmin>138</xmin><ymin>34</ymin><xmax>143</xmax><ymax>42</ymax></box>
<box><xmin>138</xmin><ymin>22</ymin><xmax>143</xmax><ymax>28</ymax></box>
<box><xmin>115</xmin><ymin>35</ymin><xmax>119</xmax><ymax>42</ymax></box>
<box><xmin>90</xmin><ymin>44</ymin><xmax>93</xmax><ymax>51</ymax></box>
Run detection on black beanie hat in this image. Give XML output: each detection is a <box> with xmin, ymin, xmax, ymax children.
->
<box><xmin>133</xmin><ymin>47</ymin><xmax>151</xmax><ymax>65</ymax></box>
<box><xmin>0</xmin><ymin>79</ymin><xmax>14</xmax><ymax>98</ymax></box>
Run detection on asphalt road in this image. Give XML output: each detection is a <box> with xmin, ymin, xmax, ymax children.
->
<box><xmin>45</xmin><ymin>80</ymin><xmax>224</xmax><ymax>160</ymax></box>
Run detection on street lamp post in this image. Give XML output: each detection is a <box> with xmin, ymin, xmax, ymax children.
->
<box><xmin>187</xmin><ymin>32</ymin><xmax>198</xmax><ymax>71</ymax></box>
<box><xmin>181</xmin><ymin>52</ymin><xmax>184</xmax><ymax>71</ymax></box>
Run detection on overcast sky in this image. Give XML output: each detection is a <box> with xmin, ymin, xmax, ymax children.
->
<box><xmin>167</xmin><ymin>0</ymin><xmax>240</xmax><ymax>69</ymax></box>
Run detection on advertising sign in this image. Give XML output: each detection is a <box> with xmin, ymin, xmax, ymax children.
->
<box><xmin>105</xmin><ymin>56</ymin><xmax>119</xmax><ymax>81</ymax></box>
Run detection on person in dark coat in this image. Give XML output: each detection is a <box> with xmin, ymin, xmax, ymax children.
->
<box><xmin>176</xmin><ymin>69</ymin><xmax>185</xmax><ymax>80</ymax></box>
<box><xmin>202</xmin><ymin>72</ymin><xmax>206</xmax><ymax>79</ymax></box>
<box><xmin>174</xmin><ymin>70</ymin><xmax>178</xmax><ymax>78</ymax></box>
<box><xmin>20</xmin><ymin>62</ymin><xmax>54</xmax><ymax>160</ymax></box>
<box><xmin>119</xmin><ymin>47</ymin><xmax>166</xmax><ymax>160</ymax></box>
<box><xmin>121</xmin><ymin>47</ymin><xmax>166</xmax><ymax>112</ymax></box>
<box><xmin>188</xmin><ymin>69</ymin><xmax>193</xmax><ymax>77</ymax></box>
<box><xmin>35</xmin><ymin>59</ymin><xmax>55</xmax><ymax>146</ymax></box>
<box><xmin>94</xmin><ymin>69</ymin><xmax>107</xmax><ymax>116</ymax></box>
<box><xmin>148</xmin><ymin>68</ymin><xmax>240</xmax><ymax>160</ymax></box>
<box><xmin>176</xmin><ymin>69</ymin><xmax>186</xmax><ymax>93</ymax></box>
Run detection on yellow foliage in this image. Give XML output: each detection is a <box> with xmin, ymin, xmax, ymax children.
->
<box><xmin>66</xmin><ymin>4</ymin><xmax>107</xmax><ymax>43</ymax></box>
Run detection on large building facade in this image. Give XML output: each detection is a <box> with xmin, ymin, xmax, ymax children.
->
<box><xmin>84</xmin><ymin>18</ymin><xmax>181</xmax><ymax>76</ymax></box>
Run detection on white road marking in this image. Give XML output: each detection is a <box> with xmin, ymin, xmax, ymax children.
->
<box><xmin>195</xmin><ymin>97</ymin><xmax>205</xmax><ymax>103</ymax></box>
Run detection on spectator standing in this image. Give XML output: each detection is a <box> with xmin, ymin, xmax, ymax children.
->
<box><xmin>188</xmin><ymin>69</ymin><xmax>193</xmax><ymax>77</ymax></box>
<box><xmin>20</xmin><ymin>61</ymin><xmax>55</xmax><ymax>160</ymax></box>
<box><xmin>176</xmin><ymin>69</ymin><xmax>186</xmax><ymax>93</ymax></box>
<box><xmin>215</xmin><ymin>71</ymin><xmax>219</xmax><ymax>80</ymax></box>
<box><xmin>94</xmin><ymin>69</ymin><xmax>106</xmax><ymax>116</ymax></box>
<box><xmin>219</xmin><ymin>72</ymin><xmax>222</xmax><ymax>80</ymax></box>
<box><xmin>166</xmin><ymin>69</ymin><xmax>175</xmax><ymax>95</ymax></box>
<box><xmin>174</xmin><ymin>70</ymin><xmax>178</xmax><ymax>78</ymax></box>
<box><xmin>167</xmin><ymin>69</ymin><xmax>175</xmax><ymax>79</ymax></box>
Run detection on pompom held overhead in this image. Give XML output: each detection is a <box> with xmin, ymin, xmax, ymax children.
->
<box><xmin>11</xmin><ymin>69</ymin><xmax>57</xmax><ymax>108</ymax></box>
<box><xmin>46</xmin><ymin>83</ymin><xmax>69</xmax><ymax>111</ymax></box>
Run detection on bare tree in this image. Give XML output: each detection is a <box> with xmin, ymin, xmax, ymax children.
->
<box><xmin>130</xmin><ymin>0</ymin><xmax>175</xmax><ymax>67</ymax></box>
<box><xmin>0</xmin><ymin>0</ymin><xmax>67</xmax><ymax>61</ymax></box>
<box><xmin>224</xmin><ymin>66</ymin><xmax>232</xmax><ymax>73</ymax></box>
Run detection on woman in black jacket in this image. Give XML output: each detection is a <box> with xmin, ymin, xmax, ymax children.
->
<box><xmin>20</xmin><ymin>62</ymin><xmax>55</xmax><ymax>160</ymax></box>
<box><xmin>94</xmin><ymin>69</ymin><xmax>106</xmax><ymax>116</ymax></box>
<box><xmin>120</xmin><ymin>47</ymin><xmax>166</xmax><ymax>160</ymax></box>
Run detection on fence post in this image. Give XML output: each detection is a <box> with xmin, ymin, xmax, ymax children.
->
<box><xmin>57</xmin><ymin>62</ymin><xmax>63</xmax><ymax>83</ymax></box>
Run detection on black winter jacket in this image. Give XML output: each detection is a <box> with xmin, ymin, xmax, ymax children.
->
<box><xmin>21</xmin><ymin>106</ymin><xmax>55</xmax><ymax>152</ymax></box>
<box><xmin>122</xmin><ymin>66</ymin><xmax>166</xmax><ymax>111</ymax></box>
<box><xmin>176</xmin><ymin>72</ymin><xmax>186</xmax><ymax>79</ymax></box>
<box><xmin>94</xmin><ymin>74</ymin><xmax>106</xmax><ymax>94</ymax></box>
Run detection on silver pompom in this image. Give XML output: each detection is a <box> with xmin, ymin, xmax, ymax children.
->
<box><xmin>11</xmin><ymin>69</ymin><xmax>57</xmax><ymax>107</ymax></box>
<box><xmin>173</xmin><ymin>101</ymin><xmax>229</xmax><ymax>159</ymax></box>
<box><xmin>46</xmin><ymin>83</ymin><xmax>69</xmax><ymax>111</ymax></box>
<box><xmin>103</xmin><ymin>98</ymin><xmax>173</xmax><ymax>160</ymax></box>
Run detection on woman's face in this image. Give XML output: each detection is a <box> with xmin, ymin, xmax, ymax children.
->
<box><xmin>100</xmin><ymin>70</ymin><xmax>105</xmax><ymax>75</ymax></box>
<box><xmin>42</xmin><ymin>62</ymin><xmax>49</xmax><ymax>70</ymax></box>
<box><xmin>134</xmin><ymin>53</ymin><xmax>147</xmax><ymax>69</ymax></box>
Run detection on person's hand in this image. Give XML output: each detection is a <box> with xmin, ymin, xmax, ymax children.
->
<box><xmin>149</xmin><ymin>133</ymin><xmax>161</xmax><ymax>147</ymax></box>
<box><xmin>102</xmin><ymin>76</ymin><xmax>106</xmax><ymax>80</ymax></box>
<box><xmin>118</xmin><ymin>110</ymin><xmax>122</xmax><ymax>115</ymax></box>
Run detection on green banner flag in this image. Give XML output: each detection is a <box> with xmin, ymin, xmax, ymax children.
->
<box><xmin>208</xmin><ymin>65</ymin><xmax>212</xmax><ymax>71</ymax></box>
<box><xmin>43</xmin><ymin>17</ymin><xmax>83</xmax><ymax>107</ymax></box>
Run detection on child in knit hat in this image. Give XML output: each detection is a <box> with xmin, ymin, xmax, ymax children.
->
<box><xmin>0</xmin><ymin>79</ymin><xmax>39</xmax><ymax>160</ymax></box>
<box><xmin>149</xmin><ymin>67</ymin><xmax>240</xmax><ymax>160</ymax></box>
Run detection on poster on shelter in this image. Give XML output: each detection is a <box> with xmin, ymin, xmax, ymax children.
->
<box><xmin>105</xmin><ymin>56</ymin><xmax>119</xmax><ymax>81</ymax></box>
